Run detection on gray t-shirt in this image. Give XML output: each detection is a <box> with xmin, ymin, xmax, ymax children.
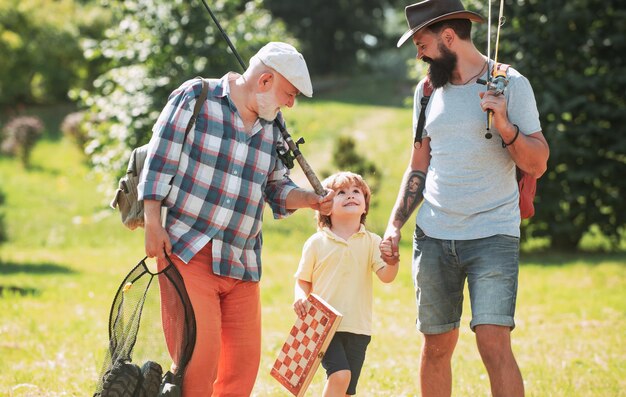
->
<box><xmin>413</xmin><ymin>63</ymin><xmax>541</xmax><ymax>239</ymax></box>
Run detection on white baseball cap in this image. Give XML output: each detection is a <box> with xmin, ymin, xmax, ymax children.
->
<box><xmin>251</xmin><ymin>42</ymin><xmax>313</xmax><ymax>97</ymax></box>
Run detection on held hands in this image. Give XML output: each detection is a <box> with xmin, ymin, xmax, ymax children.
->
<box><xmin>380</xmin><ymin>236</ymin><xmax>400</xmax><ymax>265</ymax></box>
<box><xmin>383</xmin><ymin>225</ymin><xmax>401</xmax><ymax>259</ymax></box>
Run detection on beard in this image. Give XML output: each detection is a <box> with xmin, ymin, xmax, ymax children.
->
<box><xmin>256</xmin><ymin>90</ymin><xmax>280</xmax><ymax>121</ymax></box>
<box><xmin>423</xmin><ymin>43</ymin><xmax>458</xmax><ymax>88</ymax></box>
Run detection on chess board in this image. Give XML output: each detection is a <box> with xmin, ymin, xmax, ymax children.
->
<box><xmin>270</xmin><ymin>293</ymin><xmax>342</xmax><ymax>396</ymax></box>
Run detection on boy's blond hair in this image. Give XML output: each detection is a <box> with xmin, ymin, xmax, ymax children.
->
<box><xmin>317</xmin><ymin>171</ymin><xmax>371</xmax><ymax>229</ymax></box>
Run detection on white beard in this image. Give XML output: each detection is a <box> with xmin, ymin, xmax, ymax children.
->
<box><xmin>256</xmin><ymin>90</ymin><xmax>279</xmax><ymax>121</ymax></box>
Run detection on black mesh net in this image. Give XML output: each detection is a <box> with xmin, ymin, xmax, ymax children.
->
<box><xmin>93</xmin><ymin>256</ymin><xmax>196</xmax><ymax>396</ymax></box>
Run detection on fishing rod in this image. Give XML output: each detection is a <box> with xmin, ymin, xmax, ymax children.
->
<box><xmin>198</xmin><ymin>0</ymin><xmax>325</xmax><ymax>196</ymax></box>
<box><xmin>478</xmin><ymin>0</ymin><xmax>509</xmax><ymax>137</ymax></box>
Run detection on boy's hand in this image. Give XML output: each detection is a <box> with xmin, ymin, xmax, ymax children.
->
<box><xmin>384</xmin><ymin>226</ymin><xmax>401</xmax><ymax>259</ymax></box>
<box><xmin>380</xmin><ymin>237</ymin><xmax>399</xmax><ymax>265</ymax></box>
<box><xmin>293</xmin><ymin>298</ymin><xmax>309</xmax><ymax>319</ymax></box>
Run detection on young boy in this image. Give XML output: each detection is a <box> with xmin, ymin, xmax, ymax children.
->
<box><xmin>293</xmin><ymin>171</ymin><xmax>399</xmax><ymax>397</ymax></box>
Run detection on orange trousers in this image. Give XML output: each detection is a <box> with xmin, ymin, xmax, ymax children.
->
<box><xmin>159</xmin><ymin>243</ymin><xmax>261</xmax><ymax>396</ymax></box>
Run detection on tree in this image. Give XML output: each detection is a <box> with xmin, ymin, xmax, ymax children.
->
<box><xmin>76</xmin><ymin>0</ymin><xmax>294</xmax><ymax>180</ymax></box>
<box><xmin>264</xmin><ymin>0</ymin><xmax>402</xmax><ymax>75</ymax></box>
<box><xmin>491</xmin><ymin>0</ymin><xmax>626</xmax><ymax>250</ymax></box>
<box><xmin>0</xmin><ymin>0</ymin><xmax>108</xmax><ymax>105</ymax></box>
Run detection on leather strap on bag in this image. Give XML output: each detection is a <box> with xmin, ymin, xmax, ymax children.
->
<box><xmin>186</xmin><ymin>77</ymin><xmax>209</xmax><ymax>137</ymax></box>
<box><xmin>158</xmin><ymin>77</ymin><xmax>209</xmax><ymax>227</ymax></box>
<box><xmin>414</xmin><ymin>76</ymin><xmax>433</xmax><ymax>148</ymax></box>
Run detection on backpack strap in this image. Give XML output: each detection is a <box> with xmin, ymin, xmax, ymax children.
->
<box><xmin>492</xmin><ymin>62</ymin><xmax>510</xmax><ymax>79</ymax></box>
<box><xmin>185</xmin><ymin>77</ymin><xmax>209</xmax><ymax>137</ymax></box>
<box><xmin>414</xmin><ymin>76</ymin><xmax>433</xmax><ymax>147</ymax></box>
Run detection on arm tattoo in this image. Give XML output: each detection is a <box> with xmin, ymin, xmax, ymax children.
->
<box><xmin>394</xmin><ymin>170</ymin><xmax>426</xmax><ymax>225</ymax></box>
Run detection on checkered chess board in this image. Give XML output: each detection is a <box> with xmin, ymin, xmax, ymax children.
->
<box><xmin>270</xmin><ymin>294</ymin><xmax>342</xmax><ymax>396</ymax></box>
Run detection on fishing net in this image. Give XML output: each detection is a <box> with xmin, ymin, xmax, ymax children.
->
<box><xmin>93</xmin><ymin>256</ymin><xmax>196</xmax><ymax>397</ymax></box>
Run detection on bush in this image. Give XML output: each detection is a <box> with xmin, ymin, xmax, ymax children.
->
<box><xmin>0</xmin><ymin>189</ymin><xmax>6</xmax><ymax>245</ymax></box>
<box><xmin>324</xmin><ymin>136</ymin><xmax>382</xmax><ymax>196</ymax></box>
<box><xmin>61</xmin><ymin>111</ymin><xmax>88</xmax><ymax>150</ymax></box>
<box><xmin>1</xmin><ymin>116</ymin><xmax>44</xmax><ymax>167</ymax></box>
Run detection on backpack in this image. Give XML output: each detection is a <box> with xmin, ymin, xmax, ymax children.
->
<box><xmin>415</xmin><ymin>66</ymin><xmax>537</xmax><ymax>219</ymax></box>
<box><xmin>109</xmin><ymin>78</ymin><xmax>209</xmax><ymax>230</ymax></box>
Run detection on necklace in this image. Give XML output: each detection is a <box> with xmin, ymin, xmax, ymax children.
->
<box><xmin>460</xmin><ymin>61</ymin><xmax>487</xmax><ymax>85</ymax></box>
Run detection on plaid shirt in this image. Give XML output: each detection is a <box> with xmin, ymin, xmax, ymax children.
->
<box><xmin>138</xmin><ymin>74</ymin><xmax>297</xmax><ymax>281</ymax></box>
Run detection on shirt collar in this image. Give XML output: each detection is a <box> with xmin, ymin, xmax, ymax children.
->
<box><xmin>214</xmin><ymin>72</ymin><xmax>236</xmax><ymax>98</ymax></box>
<box><xmin>321</xmin><ymin>224</ymin><xmax>367</xmax><ymax>241</ymax></box>
<box><xmin>215</xmin><ymin>72</ymin><xmax>273</xmax><ymax>130</ymax></box>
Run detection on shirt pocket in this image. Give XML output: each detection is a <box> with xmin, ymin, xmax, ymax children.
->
<box><xmin>191</xmin><ymin>120</ymin><xmax>224</xmax><ymax>170</ymax></box>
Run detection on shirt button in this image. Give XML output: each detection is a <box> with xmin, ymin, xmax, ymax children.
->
<box><xmin>226</xmin><ymin>199</ymin><xmax>231</xmax><ymax>204</ymax></box>
<box><xmin>233</xmin><ymin>170</ymin><xmax>238</xmax><ymax>175</ymax></box>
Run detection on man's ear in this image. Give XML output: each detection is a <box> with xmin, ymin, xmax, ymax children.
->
<box><xmin>258</xmin><ymin>72</ymin><xmax>274</xmax><ymax>92</ymax></box>
<box><xmin>441</xmin><ymin>28</ymin><xmax>455</xmax><ymax>47</ymax></box>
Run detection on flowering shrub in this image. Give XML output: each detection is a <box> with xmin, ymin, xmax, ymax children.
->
<box><xmin>1</xmin><ymin>116</ymin><xmax>44</xmax><ymax>167</ymax></box>
<box><xmin>61</xmin><ymin>111</ymin><xmax>88</xmax><ymax>150</ymax></box>
<box><xmin>75</xmin><ymin>0</ymin><xmax>294</xmax><ymax>182</ymax></box>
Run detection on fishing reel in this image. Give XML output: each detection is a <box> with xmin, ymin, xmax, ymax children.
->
<box><xmin>276</xmin><ymin>136</ymin><xmax>305</xmax><ymax>169</ymax></box>
<box><xmin>477</xmin><ymin>73</ymin><xmax>508</xmax><ymax>96</ymax></box>
<box><xmin>477</xmin><ymin>64</ymin><xmax>510</xmax><ymax>138</ymax></box>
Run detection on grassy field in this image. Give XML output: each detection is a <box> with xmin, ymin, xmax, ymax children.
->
<box><xmin>1</xmin><ymin>79</ymin><xmax>625</xmax><ymax>396</ymax></box>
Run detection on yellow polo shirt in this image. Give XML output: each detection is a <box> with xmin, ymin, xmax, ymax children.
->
<box><xmin>294</xmin><ymin>225</ymin><xmax>386</xmax><ymax>335</ymax></box>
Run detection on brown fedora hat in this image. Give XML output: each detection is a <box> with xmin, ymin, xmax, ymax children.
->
<box><xmin>397</xmin><ymin>0</ymin><xmax>485</xmax><ymax>47</ymax></box>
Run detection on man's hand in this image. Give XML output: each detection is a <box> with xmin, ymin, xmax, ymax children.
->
<box><xmin>380</xmin><ymin>237</ymin><xmax>400</xmax><ymax>265</ymax></box>
<box><xmin>144</xmin><ymin>200</ymin><xmax>171</xmax><ymax>263</ymax></box>
<box><xmin>383</xmin><ymin>226</ymin><xmax>402</xmax><ymax>259</ymax></box>
<box><xmin>308</xmin><ymin>188</ymin><xmax>335</xmax><ymax>215</ymax></box>
<box><xmin>479</xmin><ymin>89</ymin><xmax>509</xmax><ymax>133</ymax></box>
<box><xmin>145</xmin><ymin>222</ymin><xmax>171</xmax><ymax>263</ymax></box>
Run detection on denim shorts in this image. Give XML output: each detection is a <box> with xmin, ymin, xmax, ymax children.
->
<box><xmin>412</xmin><ymin>226</ymin><xmax>520</xmax><ymax>334</ymax></box>
<box><xmin>321</xmin><ymin>332</ymin><xmax>371</xmax><ymax>395</ymax></box>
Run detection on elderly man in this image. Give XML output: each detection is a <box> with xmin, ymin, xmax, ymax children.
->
<box><xmin>383</xmin><ymin>1</ymin><xmax>549</xmax><ymax>396</ymax></box>
<box><xmin>139</xmin><ymin>42</ymin><xmax>334</xmax><ymax>396</ymax></box>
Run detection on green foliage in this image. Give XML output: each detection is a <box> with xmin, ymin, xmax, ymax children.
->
<box><xmin>494</xmin><ymin>0</ymin><xmax>626</xmax><ymax>250</ymax></box>
<box><xmin>0</xmin><ymin>189</ymin><xmax>6</xmax><ymax>245</ymax></box>
<box><xmin>76</xmin><ymin>0</ymin><xmax>294</xmax><ymax>180</ymax></box>
<box><xmin>325</xmin><ymin>136</ymin><xmax>382</xmax><ymax>195</ymax></box>
<box><xmin>1</xmin><ymin>116</ymin><xmax>44</xmax><ymax>167</ymax></box>
<box><xmin>0</xmin><ymin>0</ymin><xmax>107</xmax><ymax>105</ymax></box>
<box><xmin>264</xmin><ymin>0</ymin><xmax>403</xmax><ymax>75</ymax></box>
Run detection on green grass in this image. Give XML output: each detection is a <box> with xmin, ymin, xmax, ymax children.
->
<box><xmin>1</xmin><ymin>86</ymin><xmax>625</xmax><ymax>396</ymax></box>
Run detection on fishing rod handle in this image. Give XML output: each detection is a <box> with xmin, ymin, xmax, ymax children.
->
<box><xmin>295</xmin><ymin>154</ymin><xmax>326</xmax><ymax>196</ymax></box>
<box><xmin>275</xmin><ymin>117</ymin><xmax>325</xmax><ymax>196</ymax></box>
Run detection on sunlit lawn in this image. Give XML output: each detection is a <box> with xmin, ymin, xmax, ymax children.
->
<box><xmin>1</xmin><ymin>86</ymin><xmax>625</xmax><ymax>396</ymax></box>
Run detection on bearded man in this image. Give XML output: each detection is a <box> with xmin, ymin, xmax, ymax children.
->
<box><xmin>382</xmin><ymin>1</ymin><xmax>549</xmax><ymax>396</ymax></box>
<box><xmin>139</xmin><ymin>42</ymin><xmax>334</xmax><ymax>396</ymax></box>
